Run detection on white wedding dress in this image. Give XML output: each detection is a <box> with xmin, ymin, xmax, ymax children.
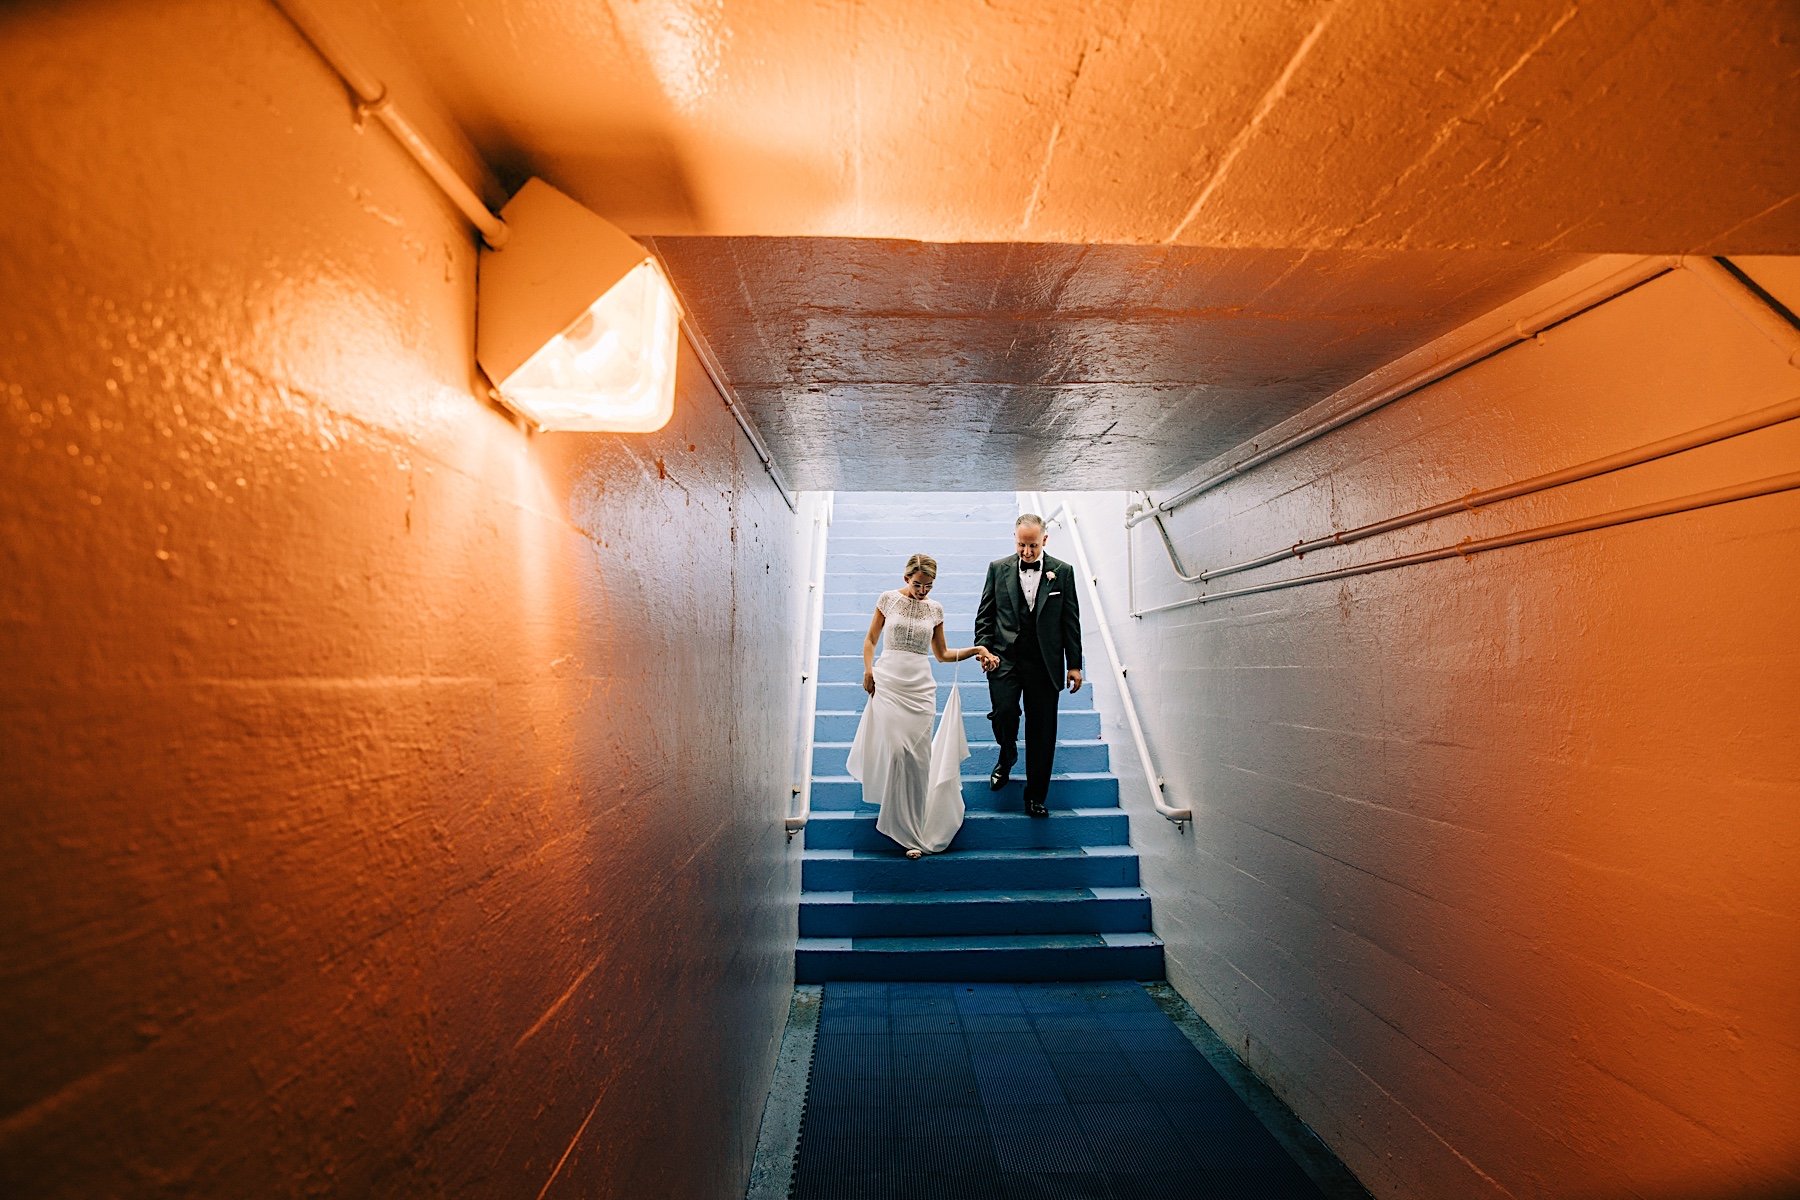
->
<box><xmin>846</xmin><ymin>589</ymin><xmax>969</xmax><ymax>854</ymax></box>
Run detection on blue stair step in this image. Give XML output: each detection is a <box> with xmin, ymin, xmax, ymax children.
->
<box><xmin>794</xmin><ymin>931</ymin><xmax>1165</xmax><ymax>983</ymax></box>
<box><xmin>803</xmin><ymin>845</ymin><xmax>1140</xmax><ymax>893</ymax></box>
<box><xmin>823</xmin><ymin>629</ymin><xmax>1073</xmax><ymax>656</ymax></box>
<box><xmin>795</xmin><ymin>491</ymin><xmax>1161</xmax><ymax>986</ymax></box>
<box><xmin>804</xmin><ymin>808</ymin><xmax>1128</xmax><ymax>852</ymax></box>
<box><xmin>812</xmin><ymin>709</ymin><xmax>1103</xmax><ymax>742</ymax></box>
<box><xmin>820</xmin><ymin>615</ymin><xmax>986</xmax><ymax>633</ymax></box>
<box><xmin>817</xmin><ymin>680</ymin><xmax>1095</xmax><ymax>709</ymax></box>
<box><xmin>827</xmin><ymin>551</ymin><xmax>1009</xmax><ymax>571</ymax></box>
<box><xmin>814</xmin><ymin>654</ymin><xmax>999</xmax><ymax>683</ymax></box>
<box><xmin>830</xmin><ymin>629</ymin><xmax>988</xmax><ymax>655</ymax></box>
<box><xmin>828</xmin><ymin>520</ymin><xmax>1013</xmax><ymax>537</ymax></box>
<box><xmin>823</xmin><ymin>544</ymin><xmax>1002</xmax><ymax>561</ymax></box>
<box><xmin>812</xmin><ymin>739</ymin><xmax>1108</xmax><ymax>775</ymax></box>
<box><xmin>799</xmin><ymin>887</ymin><xmax>1152</xmax><ymax>937</ymax></box>
<box><xmin>827</xmin><ymin>569</ymin><xmax>988</xmax><ymax>586</ymax></box>
<box><xmin>809</xmin><ymin>773</ymin><xmax>1118</xmax><ymax>811</ymax></box>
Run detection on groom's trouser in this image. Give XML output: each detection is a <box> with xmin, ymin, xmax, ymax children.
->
<box><xmin>987</xmin><ymin>651</ymin><xmax>1059</xmax><ymax>807</ymax></box>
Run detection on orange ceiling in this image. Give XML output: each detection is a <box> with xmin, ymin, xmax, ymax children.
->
<box><xmin>373</xmin><ymin>0</ymin><xmax>1799</xmax><ymax>252</ymax></box>
<box><xmin>333</xmin><ymin>0</ymin><xmax>1799</xmax><ymax>486</ymax></box>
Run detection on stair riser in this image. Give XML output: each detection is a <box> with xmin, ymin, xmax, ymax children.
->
<box><xmin>822</xmin><ymin>546</ymin><xmax>1004</xmax><ymax>563</ymax></box>
<box><xmin>805</xmin><ymin>812</ymin><xmax>1127</xmax><ymax>852</ymax></box>
<box><xmin>795</xmin><ymin>943</ymin><xmax>1165</xmax><ymax>983</ymax></box>
<box><xmin>813</xmin><ymin>710</ymin><xmax>1102</xmax><ymax>741</ymax></box>
<box><xmin>817</xmin><ymin>681</ymin><xmax>1096</xmax><ymax>709</ymax></box>
<box><xmin>800</xmin><ymin>895</ymin><xmax>1152</xmax><ymax>938</ymax></box>
<box><xmin>824</xmin><ymin>629</ymin><xmax>1087</xmax><ymax>658</ymax></box>
<box><xmin>824</xmin><ymin>602</ymin><xmax>986</xmax><ymax>622</ymax></box>
<box><xmin>824</xmin><ymin>572</ymin><xmax>986</xmax><ymax>590</ymax></box>
<box><xmin>815</xmin><ymin>655</ymin><xmax>995</xmax><ymax>684</ymax></box>
<box><xmin>812</xmin><ymin>741</ymin><xmax>1109</xmax><ymax>775</ymax></box>
<box><xmin>829</xmin><ymin>629</ymin><xmax>1006</xmax><ymax>656</ymax></box>
<box><xmin>815</xmin><ymin>656</ymin><xmax>1097</xmax><ymax>687</ymax></box>
<box><xmin>831</xmin><ymin>510</ymin><xmax>1017</xmax><ymax>520</ymax></box>
<box><xmin>803</xmin><ymin>854</ymin><xmax>1139</xmax><ymax>893</ymax></box>
<box><xmin>810</xmin><ymin>775</ymin><xmax>1118</xmax><ymax>810</ymax></box>
<box><xmin>826</xmin><ymin>553</ymin><xmax>1012</xmax><ymax>572</ymax></box>
<box><xmin>829</xmin><ymin>522</ymin><xmax>1019</xmax><ymax>538</ymax></box>
<box><xmin>820</xmin><ymin>615</ymin><xmax>986</xmax><ymax>633</ymax></box>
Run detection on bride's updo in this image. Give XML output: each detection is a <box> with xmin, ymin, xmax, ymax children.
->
<box><xmin>903</xmin><ymin>553</ymin><xmax>938</xmax><ymax>580</ymax></box>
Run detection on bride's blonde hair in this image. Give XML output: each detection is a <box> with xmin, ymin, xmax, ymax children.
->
<box><xmin>903</xmin><ymin>553</ymin><xmax>938</xmax><ymax>580</ymax></box>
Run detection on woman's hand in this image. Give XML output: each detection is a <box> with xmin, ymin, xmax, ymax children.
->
<box><xmin>863</xmin><ymin>671</ymin><xmax>876</xmax><ymax>696</ymax></box>
<box><xmin>973</xmin><ymin>647</ymin><xmax>999</xmax><ymax>671</ymax></box>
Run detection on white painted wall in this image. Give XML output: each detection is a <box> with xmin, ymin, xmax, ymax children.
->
<box><xmin>1060</xmin><ymin>262</ymin><xmax>1800</xmax><ymax>1200</ymax></box>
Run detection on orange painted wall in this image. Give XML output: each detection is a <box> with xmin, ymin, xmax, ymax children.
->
<box><xmin>0</xmin><ymin>2</ymin><xmax>803</xmax><ymax>1196</ymax></box>
<box><xmin>1070</xmin><ymin>265</ymin><xmax>1800</xmax><ymax>1200</ymax></box>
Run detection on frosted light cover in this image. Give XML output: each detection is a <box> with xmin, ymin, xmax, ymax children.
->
<box><xmin>500</xmin><ymin>260</ymin><xmax>682</xmax><ymax>432</ymax></box>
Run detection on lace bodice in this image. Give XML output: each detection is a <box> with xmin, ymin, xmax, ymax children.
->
<box><xmin>878</xmin><ymin>590</ymin><xmax>943</xmax><ymax>656</ymax></box>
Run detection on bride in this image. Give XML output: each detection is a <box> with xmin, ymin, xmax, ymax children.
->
<box><xmin>848</xmin><ymin>554</ymin><xmax>999</xmax><ymax>857</ymax></box>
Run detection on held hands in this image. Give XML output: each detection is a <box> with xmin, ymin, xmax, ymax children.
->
<box><xmin>973</xmin><ymin>647</ymin><xmax>1000</xmax><ymax>673</ymax></box>
<box><xmin>1067</xmin><ymin>669</ymin><xmax>1084</xmax><ymax>694</ymax></box>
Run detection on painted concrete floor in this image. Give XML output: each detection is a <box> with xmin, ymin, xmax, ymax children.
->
<box><xmin>757</xmin><ymin>980</ymin><xmax>1369</xmax><ymax>1200</ymax></box>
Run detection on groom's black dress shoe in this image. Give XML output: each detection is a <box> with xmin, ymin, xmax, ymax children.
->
<box><xmin>1025</xmin><ymin>796</ymin><xmax>1049</xmax><ymax>818</ymax></box>
<box><xmin>989</xmin><ymin>761</ymin><xmax>1011</xmax><ymax>790</ymax></box>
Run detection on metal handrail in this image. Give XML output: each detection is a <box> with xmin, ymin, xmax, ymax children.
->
<box><xmin>1130</xmin><ymin>392</ymin><xmax>1800</xmax><ymax>607</ymax></box>
<box><xmin>1126</xmin><ymin>255</ymin><xmax>1679</xmax><ymax>531</ymax></box>
<box><xmin>786</xmin><ymin>493</ymin><xmax>834</xmax><ymax>839</ymax></box>
<box><xmin>1128</xmin><ymin>254</ymin><xmax>1800</xmax><ymax>614</ymax></box>
<box><xmin>1029</xmin><ymin>493</ymin><xmax>1190</xmax><ymax>831</ymax></box>
<box><xmin>1133</xmin><ymin>470</ymin><xmax>1800</xmax><ymax>614</ymax></box>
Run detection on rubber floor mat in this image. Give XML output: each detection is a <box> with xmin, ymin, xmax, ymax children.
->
<box><xmin>788</xmin><ymin>981</ymin><xmax>1329</xmax><ymax>1200</ymax></box>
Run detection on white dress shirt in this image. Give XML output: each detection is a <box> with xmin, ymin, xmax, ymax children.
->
<box><xmin>1018</xmin><ymin>560</ymin><xmax>1041</xmax><ymax>609</ymax></box>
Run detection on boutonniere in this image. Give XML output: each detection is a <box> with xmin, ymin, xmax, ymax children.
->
<box><xmin>1046</xmin><ymin>570</ymin><xmax>1056</xmax><ymax>582</ymax></box>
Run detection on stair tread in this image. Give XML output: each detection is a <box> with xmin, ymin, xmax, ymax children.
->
<box><xmin>804</xmin><ymin>844</ymin><xmax>1137</xmax><ymax>861</ymax></box>
<box><xmin>813</xmin><ymin>737</ymin><xmax>1107</xmax><ymax>749</ymax></box>
<box><xmin>809</xmin><ymin>810</ymin><xmax>1121</xmax><ymax>822</ymax></box>
<box><xmin>798</xmin><ymin>932</ymin><xmax>1163</xmax><ymax>951</ymax></box>
<box><xmin>803</xmin><ymin>886</ymin><xmax>1147</xmax><ymax>904</ymax></box>
<box><xmin>811</xmin><ymin>770</ymin><xmax>1113</xmax><ymax>784</ymax></box>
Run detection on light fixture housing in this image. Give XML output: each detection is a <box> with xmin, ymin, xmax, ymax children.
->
<box><xmin>476</xmin><ymin>178</ymin><xmax>683</xmax><ymax>433</ymax></box>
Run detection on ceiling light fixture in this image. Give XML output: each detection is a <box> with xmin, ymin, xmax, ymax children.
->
<box><xmin>476</xmin><ymin>178</ymin><xmax>683</xmax><ymax>433</ymax></box>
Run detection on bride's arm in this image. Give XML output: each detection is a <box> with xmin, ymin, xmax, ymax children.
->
<box><xmin>862</xmin><ymin>603</ymin><xmax>886</xmax><ymax>694</ymax></box>
<box><xmin>932</xmin><ymin>623</ymin><xmax>997</xmax><ymax>666</ymax></box>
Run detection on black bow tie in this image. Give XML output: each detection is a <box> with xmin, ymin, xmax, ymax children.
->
<box><xmin>1019</xmin><ymin>559</ymin><xmax>1041</xmax><ymax>572</ymax></box>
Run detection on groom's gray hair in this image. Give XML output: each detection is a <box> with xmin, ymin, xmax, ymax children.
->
<box><xmin>1015</xmin><ymin>513</ymin><xmax>1045</xmax><ymax>531</ymax></box>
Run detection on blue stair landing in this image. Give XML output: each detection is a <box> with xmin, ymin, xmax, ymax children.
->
<box><xmin>795</xmin><ymin>492</ymin><xmax>1165</xmax><ymax>983</ymax></box>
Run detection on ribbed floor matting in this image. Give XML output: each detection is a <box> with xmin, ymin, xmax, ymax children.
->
<box><xmin>790</xmin><ymin>981</ymin><xmax>1327</xmax><ymax>1199</ymax></box>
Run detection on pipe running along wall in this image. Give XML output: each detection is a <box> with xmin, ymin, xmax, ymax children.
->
<box><xmin>1128</xmin><ymin>256</ymin><xmax>1800</xmax><ymax>613</ymax></box>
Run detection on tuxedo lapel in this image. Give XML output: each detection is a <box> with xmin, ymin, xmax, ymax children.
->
<box><xmin>1030</xmin><ymin>555</ymin><xmax>1057</xmax><ymax>614</ymax></box>
<box><xmin>1005</xmin><ymin>554</ymin><xmax>1026</xmax><ymax>616</ymax></box>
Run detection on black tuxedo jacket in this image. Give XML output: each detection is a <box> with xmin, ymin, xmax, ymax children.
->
<box><xmin>975</xmin><ymin>553</ymin><xmax>1082</xmax><ymax>680</ymax></box>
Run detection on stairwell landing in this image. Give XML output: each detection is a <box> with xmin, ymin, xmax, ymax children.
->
<box><xmin>795</xmin><ymin>492</ymin><xmax>1164</xmax><ymax>983</ymax></box>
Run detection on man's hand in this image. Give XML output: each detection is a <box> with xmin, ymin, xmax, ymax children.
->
<box><xmin>1067</xmin><ymin>669</ymin><xmax>1084</xmax><ymax>693</ymax></box>
<box><xmin>976</xmin><ymin>647</ymin><xmax>999</xmax><ymax>672</ymax></box>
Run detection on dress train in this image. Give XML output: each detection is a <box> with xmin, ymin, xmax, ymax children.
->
<box><xmin>846</xmin><ymin>650</ymin><xmax>968</xmax><ymax>853</ymax></box>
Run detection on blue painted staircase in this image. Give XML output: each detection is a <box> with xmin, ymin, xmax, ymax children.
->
<box><xmin>795</xmin><ymin>492</ymin><xmax>1165</xmax><ymax>982</ymax></box>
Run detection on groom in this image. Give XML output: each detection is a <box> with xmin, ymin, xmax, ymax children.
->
<box><xmin>974</xmin><ymin>513</ymin><xmax>1083</xmax><ymax>818</ymax></box>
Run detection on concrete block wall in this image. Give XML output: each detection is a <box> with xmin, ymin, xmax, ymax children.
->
<box><xmin>0</xmin><ymin>2</ymin><xmax>804</xmax><ymax>1196</ymax></box>
<box><xmin>1066</xmin><ymin>262</ymin><xmax>1800</xmax><ymax>1200</ymax></box>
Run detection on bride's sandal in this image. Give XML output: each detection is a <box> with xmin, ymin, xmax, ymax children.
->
<box><xmin>905</xmin><ymin>848</ymin><xmax>924</xmax><ymax>859</ymax></box>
